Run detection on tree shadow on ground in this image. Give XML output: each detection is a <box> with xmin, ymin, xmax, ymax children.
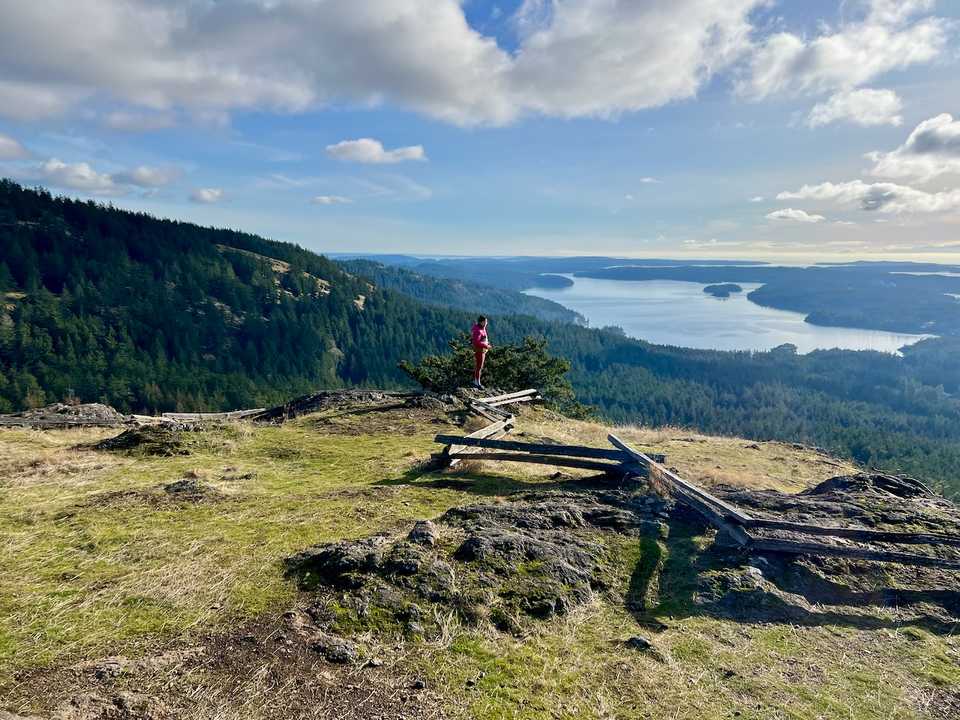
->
<box><xmin>626</xmin><ymin>511</ymin><xmax>960</xmax><ymax>636</ymax></box>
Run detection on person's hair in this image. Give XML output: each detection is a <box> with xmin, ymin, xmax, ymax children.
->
<box><xmin>477</xmin><ymin>315</ymin><xmax>487</xmax><ymax>324</ymax></box>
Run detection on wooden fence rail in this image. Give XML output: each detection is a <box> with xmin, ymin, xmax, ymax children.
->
<box><xmin>608</xmin><ymin>434</ymin><xmax>960</xmax><ymax>570</ymax></box>
<box><xmin>433</xmin><ymin>390</ymin><xmax>960</xmax><ymax>570</ymax></box>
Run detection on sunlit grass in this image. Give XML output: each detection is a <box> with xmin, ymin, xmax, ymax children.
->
<box><xmin>0</xmin><ymin>420</ymin><xmax>474</xmax><ymax>679</ymax></box>
<box><xmin>0</xmin><ymin>408</ymin><xmax>956</xmax><ymax>720</ymax></box>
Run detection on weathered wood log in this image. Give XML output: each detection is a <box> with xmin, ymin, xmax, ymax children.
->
<box><xmin>447</xmin><ymin>417</ymin><xmax>514</xmax><ymax>466</ymax></box>
<box><xmin>749</xmin><ymin>537</ymin><xmax>960</xmax><ymax>570</ymax></box>
<box><xmin>609</xmin><ymin>433</ymin><xmax>750</xmax><ymax>546</ymax></box>
<box><xmin>746</xmin><ymin>518</ymin><xmax>960</xmax><ymax>548</ymax></box>
<box><xmin>161</xmin><ymin>408</ymin><xmax>265</xmax><ymax>421</ymax></box>
<box><xmin>445</xmin><ymin>452</ymin><xmax>628</xmax><ymax>473</ymax></box>
<box><xmin>477</xmin><ymin>389</ymin><xmax>539</xmax><ymax>404</ymax></box>
<box><xmin>609</xmin><ymin>434</ymin><xmax>753</xmax><ymax>524</ymax></box>
<box><xmin>0</xmin><ymin>417</ymin><xmax>124</xmax><ymax>429</ymax></box>
<box><xmin>485</xmin><ymin>395</ymin><xmax>541</xmax><ymax>408</ymax></box>
<box><xmin>433</xmin><ymin>434</ymin><xmax>668</xmax><ymax>463</ymax></box>
<box><xmin>468</xmin><ymin>402</ymin><xmax>512</xmax><ymax>424</ymax></box>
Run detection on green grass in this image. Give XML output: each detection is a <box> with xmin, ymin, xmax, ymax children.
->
<box><xmin>416</xmin><ymin>530</ymin><xmax>958</xmax><ymax>720</ymax></box>
<box><xmin>0</xmin><ymin>420</ymin><xmax>477</xmax><ymax>680</ymax></box>
<box><xmin>1</xmin><ymin>411</ymin><xmax>957</xmax><ymax>720</ymax></box>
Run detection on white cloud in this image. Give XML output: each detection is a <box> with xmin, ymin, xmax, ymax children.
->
<box><xmin>765</xmin><ymin>208</ymin><xmax>826</xmax><ymax>223</ymax></box>
<box><xmin>778</xmin><ymin>180</ymin><xmax>960</xmax><ymax>215</ymax></box>
<box><xmin>806</xmin><ymin>88</ymin><xmax>903</xmax><ymax>128</ymax></box>
<box><xmin>0</xmin><ymin>80</ymin><xmax>79</xmax><ymax>120</ymax></box>
<box><xmin>114</xmin><ymin>165</ymin><xmax>181</xmax><ymax>188</ymax></box>
<box><xmin>312</xmin><ymin>195</ymin><xmax>352</xmax><ymax>205</ymax></box>
<box><xmin>749</xmin><ymin>195</ymin><xmax>765</xmax><ymax>202</ymax></box>
<box><xmin>638</xmin><ymin>177</ymin><xmax>661</xmax><ymax>184</ymax></box>
<box><xmin>190</xmin><ymin>188</ymin><xmax>224</xmax><ymax>204</ymax></box>
<box><xmin>326</xmin><ymin>138</ymin><xmax>426</xmax><ymax>164</ymax></box>
<box><xmin>681</xmin><ymin>237</ymin><xmax>743</xmax><ymax>248</ymax></box>
<box><xmin>867</xmin><ymin>113</ymin><xmax>960</xmax><ymax>181</ymax></box>
<box><xmin>0</xmin><ymin>0</ymin><xmax>767</xmax><ymax>126</ymax></box>
<box><xmin>14</xmin><ymin>158</ymin><xmax>183</xmax><ymax>195</ymax></box>
<box><xmin>868</xmin><ymin>0</ymin><xmax>937</xmax><ymax>25</ymax></box>
<box><xmin>739</xmin><ymin>1</ymin><xmax>947</xmax><ymax>100</ymax></box>
<box><xmin>34</xmin><ymin>158</ymin><xmax>120</xmax><ymax>195</ymax></box>
<box><xmin>0</xmin><ymin>133</ymin><xmax>29</xmax><ymax>160</ymax></box>
<box><xmin>0</xmin><ymin>0</ymin><xmax>949</xmax><ymax>135</ymax></box>
<box><xmin>509</xmin><ymin>0</ymin><xmax>760</xmax><ymax>119</ymax></box>
<box><xmin>103</xmin><ymin>111</ymin><xmax>176</xmax><ymax>132</ymax></box>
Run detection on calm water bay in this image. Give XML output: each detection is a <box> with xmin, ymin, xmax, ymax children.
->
<box><xmin>526</xmin><ymin>277</ymin><xmax>932</xmax><ymax>354</ymax></box>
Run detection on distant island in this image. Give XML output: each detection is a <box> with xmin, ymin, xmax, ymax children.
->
<box><xmin>703</xmin><ymin>283</ymin><xmax>743</xmax><ymax>298</ymax></box>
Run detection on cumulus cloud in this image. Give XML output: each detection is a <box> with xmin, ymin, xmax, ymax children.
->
<box><xmin>739</xmin><ymin>1</ymin><xmax>947</xmax><ymax>100</ymax></box>
<box><xmin>806</xmin><ymin>88</ymin><xmax>903</xmax><ymax>128</ymax></box>
<box><xmin>34</xmin><ymin>158</ymin><xmax>121</xmax><ymax>195</ymax></box>
<box><xmin>777</xmin><ymin>114</ymin><xmax>960</xmax><ymax>218</ymax></box>
<box><xmin>12</xmin><ymin>157</ymin><xmax>183</xmax><ymax>196</ymax></box>
<box><xmin>312</xmin><ymin>195</ymin><xmax>352</xmax><ymax>205</ymax></box>
<box><xmin>326</xmin><ymin>138</ymin><xmax>426</xmax><ymax>164</ymax></box>
<box><xmin>508</xmin><ymin>0</ymin><xmax>760</xmax><ymax>118</ymax></box>
<box><xmin>0</xmin><ymin>0</ymin><xmax>768</xmax><ymax>126</ymax></box>
<box><xmin>778</xmin><ymin>180</ymin><xmax>960</xmax><ymax>215</ymax></box>
<box><xmin>0</xmin><ymin>133</ymin><xmax>29</xmax><ymax>160</ymax></box>
<box><xmin>765</xmin><ymin>208</ymin><xmax>826</xmax><ymax>223</ymax></box>
<box><xmin>190</xmin><ymin>188</ymin><xmax>224</xmax><ymax>204</ymax></box>
<box><xmin>114</xmin><ymin>165</ymin><xmax>181</xmax><ymax>188</ymax></box>
<box><xmin>867</xmin><ymin>113</ymin><xmax>960</xmax><ymax>181</ymax></box>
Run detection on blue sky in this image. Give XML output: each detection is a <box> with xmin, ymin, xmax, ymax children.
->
<box><xmin>1</xmin><ymin>0</ymin><xmax>959</xmax><ymax>261</ymax></box>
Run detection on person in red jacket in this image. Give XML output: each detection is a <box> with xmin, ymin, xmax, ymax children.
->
<box><xmin>470</xmin><ymin>315</ymin><xmax>491</xmax><ymax>389</ymax></box>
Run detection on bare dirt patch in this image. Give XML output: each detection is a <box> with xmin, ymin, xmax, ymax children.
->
<box><xmin>2</xmin><ymin>613</ymin><xmax>447</xmax><ymax>720</ymax></box>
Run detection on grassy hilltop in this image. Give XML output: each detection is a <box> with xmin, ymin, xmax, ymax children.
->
<box><xmin>2</xmin><ymin>399</ymin><xmax>957</xmax><ymax>720</ymax></box>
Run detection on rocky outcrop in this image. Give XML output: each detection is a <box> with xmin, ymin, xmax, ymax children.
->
<box><xmin>286</xmin><ymin>489</ymin><xmax>671</xmax><ymax>635</ymax></box>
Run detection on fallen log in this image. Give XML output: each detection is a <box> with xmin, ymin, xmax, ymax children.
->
<box><xmin>434</xmin><ymin>434</ymin><xmax>668</xmax><ymax>465</ymax></box>
<box><xmin>435</xmin><ymin>434</ymin><xmax>628</xmax><ymax>461</ymax></box>
<box><xmin>609</xmin><ymin>434</ymin><xmax>751</xmax><ymax>546</ymax></box>
<box><xmin>746</xmin><ymin>517</ymin><xmax>960</xmax><ymax>549</ymax></box>
<box><xmin>445</xmin><ymin>452</ymin><xmax>630</xmax><ymax>474</ymax></box>
<box><xmin>477</xmin><ymin>389</ymin><xmax>539</xmax><ymax>405</ymax></box>
<box><xmin>749</xmin><ymin>536</ymin><xmax>960</xmax><ymax>571</ymax></box>
<box><xmin>485</xmin><ymin>395</ymin><xmax>541</xmax><ymax>408</ymax></box>
<box><xmin>161</xmin><ymin>408</ymin><xmax>264</xmax><ymax>421</ymax></box>
<box><xmin>609</xmin><ymin>434</ymin><xmax>752</xmax><ymax>524</ymax></box>
<box><xmin>447</xmin><ymin>417</ymin><xmax>514</xmax><ymax>467</ymax></box>
<box><xmin>0</xmin><ymin>417</ymin><xmax>124</xmax><ymax>429</ymax></box>
<box><xmin>468</xmin><ymin>401</ymin><xmax>513</xmax><ymax>424</ymax></box>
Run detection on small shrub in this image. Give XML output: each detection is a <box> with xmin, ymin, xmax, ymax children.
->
<box><xmin>399</xmin><ymin>334</ymin><xmax>593</xmax><ymax>418</ymax></box>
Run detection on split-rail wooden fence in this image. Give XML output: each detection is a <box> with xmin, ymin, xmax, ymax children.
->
<box><xmin>436</xmin><ymin>389</ymin><xmax>960</xmax><ymax>571</ymax></box>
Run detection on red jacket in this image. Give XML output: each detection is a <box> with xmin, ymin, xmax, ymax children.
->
<box><xmin>471</xmin><ymin>323</ymin><xmax>490</xmax><ymax>351</ymax></box>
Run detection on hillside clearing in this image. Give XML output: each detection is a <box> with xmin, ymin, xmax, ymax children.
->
<box><xmin>0</xmin><ymin>403</ymin><xmax>957</xmax><ymax>720</ymax></box>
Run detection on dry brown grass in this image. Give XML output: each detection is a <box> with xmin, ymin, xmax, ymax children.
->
<box><xmin>517</xmin><ymin>408</ymin><xmax>857</xmax><ymax>493</ymax></box>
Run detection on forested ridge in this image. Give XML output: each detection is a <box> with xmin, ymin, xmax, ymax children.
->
<box><xmin>3</xmin><ymin>180</ymin><xmax>960</xmax><ymax>496</ymax></box>
<box><xmin>338</xmin><ymin>258</ymin><xmax>583</xmax><ymax>323</ymax></box>
<box><xmin>0</xmin><ymin>180</ymin><xmax>470</xmax><ymax>410</ymax></box>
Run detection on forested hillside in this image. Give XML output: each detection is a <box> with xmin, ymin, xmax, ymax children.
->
<box><xmin>3</xmin><ymin>181</ymin><xmax>960</xmax><ymax>495</ymax></box>
<box><xmin>338</xmin><ymin>258</ymin><xmax>583</xmax><ymax>323</ymax></box>
<box><xmin>0</xmin><ymin>180</ymin><xmax>469</xmax><ymax>410</ymax></box>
